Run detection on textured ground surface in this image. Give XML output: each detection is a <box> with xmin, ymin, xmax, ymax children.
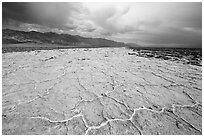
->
<box><xmin>2</xmin><ymin>47</ymin><xmax>202</xmax><ymax>135</ymax></box>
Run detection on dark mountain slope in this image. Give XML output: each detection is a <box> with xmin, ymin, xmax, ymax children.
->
<box><xmin>2</xmin><ymin>29</ymin><xmax>125</xmax><ymax>47</ymax></box>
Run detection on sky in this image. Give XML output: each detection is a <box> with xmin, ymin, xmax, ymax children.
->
<box><xmin>2</xmin><ymin>2</ymin><xmax>202</xmax><ymax>48</ymax></box>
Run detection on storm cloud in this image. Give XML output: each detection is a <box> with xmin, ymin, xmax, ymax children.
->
<box><xmin>2</xmin><ymin>2</ymin><xmax>202</xmax><ymax>48</ymax></box>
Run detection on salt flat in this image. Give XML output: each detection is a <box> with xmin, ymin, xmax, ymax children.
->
<box><xmin>2</xmin><ymin>47</ymin><xmax>202</xmax><ymax>135</ymax></box>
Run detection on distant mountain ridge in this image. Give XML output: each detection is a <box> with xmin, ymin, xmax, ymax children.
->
<box><xmin>2</xmin><ymin>29</ymin><xmax>126</xmax><ymax>47</ymax></box>
<box><xmin>126</xmin><ymin>43</ymin><xmax>141</xmax><ymax>48</ymax></box>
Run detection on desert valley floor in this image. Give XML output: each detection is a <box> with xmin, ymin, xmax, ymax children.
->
<box><xmin>2</xmin><ymin>47</ymin><xmax>202</xmax><ymax>135</ymax></box>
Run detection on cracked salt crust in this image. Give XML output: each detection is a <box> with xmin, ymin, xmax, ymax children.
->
<box><xmin>2</xmin><ymin>47</ymin><xmax>202</xmax><ymax>135</ymax></box>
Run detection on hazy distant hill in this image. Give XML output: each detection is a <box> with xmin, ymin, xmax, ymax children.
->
<box><xmin>126</xmin><ymin>43</ymin><xmax>141</xmax><ymax>48</ymax></box>
<box><xmin>2</xmin><ymin>29</ymin><xmax>126</xmax><ymax>47</ymax></box>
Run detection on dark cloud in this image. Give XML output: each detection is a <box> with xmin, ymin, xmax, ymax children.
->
<box><xmin>100</xmin><ymin>31</ymin><xmax>113</xmax><ymax>36</ymax></box>
<box><xmin>2</xmin><ymin>2</ymin><xmax>202</xmax><ymax>48</ymax></box>
<box><xmin>3</xmin><ymin>3</ymin><xmax>30</xmax><ymax>24</ymax></box>
<box><xmin>86</xmin><ymin>28</ymin><xmax>96</xmax><ymax>32</ymax></box>
<box><xmin>3</xmin><ymin>2</ymin><xmax>81</xmax><ymax>28</ymax></box>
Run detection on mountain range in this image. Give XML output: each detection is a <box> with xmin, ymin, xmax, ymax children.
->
<box><xmin>3</xmin><ymin>29</ymin><xmax>138</xmax><ymax>48</ymax></box>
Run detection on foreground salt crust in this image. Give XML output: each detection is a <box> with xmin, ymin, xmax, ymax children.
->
<box><xmin>2</xmin><ymin>47</ymin><xmax>202</xmax><ymax>135</ymax></box>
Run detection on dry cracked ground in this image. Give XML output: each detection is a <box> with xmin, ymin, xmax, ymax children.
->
<box><xmin>2</xmin><ymin>47</ymin><xmax>202</xmax><ymax>135</ymax></box>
